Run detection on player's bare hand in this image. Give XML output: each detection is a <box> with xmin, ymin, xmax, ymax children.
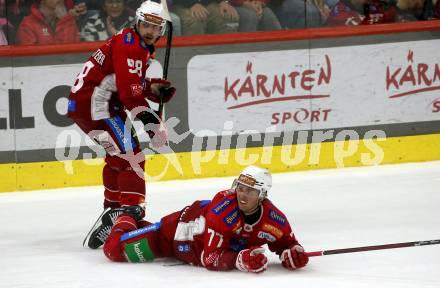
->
<box><xmin>106</xmin><ymin>16</ymin><xmax>117</xmax><ymax>35</ymax></box>
<box><xmin>219</xmin><ymin>1</ymin><xmax>239</xmax><ymax>22</ymax></box>
<box><xmin>69</xmin><ymin>2</ymin><xmax>87</xmax><ymax>17</ymax></box>
<box><xmin>191</xmin><ymin>4</ymin><xmax>209</xmax><ymax>21</ymax></box>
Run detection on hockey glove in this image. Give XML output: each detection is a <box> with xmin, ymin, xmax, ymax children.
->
<box><xmin>136</xmin><ymin>110</ymin><xmax>168</xmax><ymax>148</ymax></box>
<box><xmin>148</xmin><ymin>122</ymin><xmax>168</xmax><ymax>149</ymax></box>
<box><xmin>280</xmin><ymin>245</ymin><xmax>309</xmax><ymax>270</ymax></box>
<box><xmin>144</xmin><ymin>78</ymin><xmax>176</xmax><ymax>103</ymax></box>
<box><xmin>235</xmin><ymin>246</ymin><xmax>268</xmax><ymax>273</ymax></box>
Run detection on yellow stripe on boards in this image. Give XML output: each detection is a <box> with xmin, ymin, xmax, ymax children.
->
<box><xmin>1</xmin><ymin>133</ymin><xmax>440</xmax><ymax>192</ymax></box>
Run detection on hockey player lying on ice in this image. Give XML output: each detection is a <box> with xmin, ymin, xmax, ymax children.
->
<box><xmin>100</xmin><ymin>165</ymin><xmax>309</xmax><ymax>273</ymax></box>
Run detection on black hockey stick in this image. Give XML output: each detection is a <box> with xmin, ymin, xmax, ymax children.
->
<box><xmin>306</xmin><ymin>239</ymin><xmax>440</xmax><ymax>257</ymax></box>
<box><xmin>158</xmin><ymin>20</ymin><xmax>173</xmax><ymax>118</ymax></box>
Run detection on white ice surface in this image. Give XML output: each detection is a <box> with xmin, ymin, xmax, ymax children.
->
<box><xmin>1</xmin><ymin>161</ymin><xmax>439</xmax><ymax>288</ymax></box>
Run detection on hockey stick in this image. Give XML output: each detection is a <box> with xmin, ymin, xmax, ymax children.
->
<box><xmin>158</xmin><ymin>20</ymin><xmax>173</xmax><ymax>118</ymax></box>
<box><xmin>306</xmin><ymin>239</ymin><xmax>440</xmax><ymax>257</ymax></box>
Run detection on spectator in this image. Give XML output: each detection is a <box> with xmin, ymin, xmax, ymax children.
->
<box><xmin>1</xmin><ymin>0</ymin><xmax>7</xmax><ymax>44</ymax></box>
<box><xmin>81</xmin><ymin>0</ymin><xmax>134</xmax><ymax>41</ymax></box>
<box><xmin>231</xmin><ymin>0</ymin><xmax>282</xmax><ymax>32</ymax></box>
<box><xmin>269</xmin><ymin>0</ymin><xmax>328</xmax><ymax>29</ymax></box>
<box><xmin>396</xmin><ymin>0</ymin><xmax>425</xmax><ymax>21</ymax></box>
<box><xmin>17</xmin><ymin>0</ymin><xmax>83</xmax><ymax>45</ymax></box>
<box><xmin>326</xmin><ymin>0</ymin><xmax>364</xmax><ymax>25</ymax></box>
<box><xmin>125</xmin><ymin>0</ymin><xmax>182</xmax><ymax>36</ymax></box>
<box><xmin>167</xmin><ymin>10</ymin><xmax>181</xmax><ymax>35</ymax></box>
<box><xmin>361</xmin><ymin>0</ymin><xmax>397</xmax><ymax>24</ymax></box>
<box><xmin>0</xmin><ymin>21</ymin><xmax>7</xmax><ymax>45</ymax></box>
<box><xmin>173</xmin><ymin>0</ymin><xmax>239</xmax><ymax>35</ymax></box>
<box><xmin>5</xmin><ymin>0</ymin><xmax>31</xmax><ymax>32</ymax></box>
<box><xmin>325</xmin><ymin>0</ymin><xmax>340</xmax><ymax>8</ymax></box>
<box><xmin>326</xmin><ymin>0</ymin><xmax>402</xmax><ymax>26</ymax></box>
<box><xmin>434</xmin><ymin>0</ymin><xmax>440</xmax><ymax>19</ymax></box>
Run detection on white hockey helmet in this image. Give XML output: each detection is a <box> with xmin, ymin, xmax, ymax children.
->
<box><xmin>233</xmin><ymin>165</ymin><xmax>272</xmax><ymax>201</ymax></box>
<box><xmin>135</xmin><ymin>0</ymin><xmax>169</xmax><ymax>35</ymax></box>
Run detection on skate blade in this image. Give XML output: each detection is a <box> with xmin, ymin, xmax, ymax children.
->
<box><xmin>82</xmin><ymin>208</ymin><xmax>110</xmax><ymax>247</ymax></box>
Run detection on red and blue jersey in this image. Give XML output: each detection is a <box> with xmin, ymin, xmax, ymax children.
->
<box><xmin>171</xmin><ymin>190</ymin><xmax>301</xmax><ymax>271</ymax></box>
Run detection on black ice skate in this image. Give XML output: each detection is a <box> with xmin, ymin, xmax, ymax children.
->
<box><xmin>83</xmin><ymin>205</ymin><xmax>145</xmax><ymax>249</ymax></box>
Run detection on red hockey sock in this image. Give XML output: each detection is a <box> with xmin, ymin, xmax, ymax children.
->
<box><xmin>104</xmin><ymin>215</ymin><xmax>138</xmax><ymax>262</ymax></box>
<box><xmin>103</xmin><ymin>164</ymin><xmax>121</xmax><ymax>208</ymax></box>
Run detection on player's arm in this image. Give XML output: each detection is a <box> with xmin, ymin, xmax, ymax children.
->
<box><xmin>201</xmin><ymin>212</ymin><xmax>267</xmax><ymax>273</ymax></box>
<box><xmin>268</xmin><ymin>220</ymin><xmax>309</xmax><ymax>270</ymax></box>
<box><xmin>200</xmin><ymin>219</ymin><xmax>238</xmax><ymax>271</ymax></box>
<box><xmin>201</xmin><ymin>225</ymin><xmax>268</xmax><ymax>273</ymax></box>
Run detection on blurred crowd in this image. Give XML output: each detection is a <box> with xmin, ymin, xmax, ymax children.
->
<box><xmin>0</xmin><ymin>0</ymin><xmax>439</xmax><ymax>46</ymax></box>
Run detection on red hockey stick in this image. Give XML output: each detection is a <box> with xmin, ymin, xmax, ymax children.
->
<box><xmin>306</xmin><ymin>239</ymin><xmax>440</xmax><ymax>257</ymax></box>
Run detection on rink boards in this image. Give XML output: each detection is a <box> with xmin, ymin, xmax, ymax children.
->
<box><xmin>1</xmin><ymin>23</ymin><xmax>440</xmax><ymax>191</ymax></box>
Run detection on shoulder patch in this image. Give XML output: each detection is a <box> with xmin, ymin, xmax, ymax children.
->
<box><xmin>269</xmin><ymin>209</ymin><xmax>286</xmax><ymax>225</ymax></box>
<box><xmin>124</xmin><ymin>32</ymin><xmax>134</xmax><ymax>44</ymax></box>
<box><xmin>262</xmin><ymin>223</ymin><xmax>283</xmax><ymax>239</ymax></box>
<box><xmin>211</xmin><ymin>198</ymin><xmax>231</xmax><ymax>215</ymax></box>
<box><xmin>223</xmin><ymin>207</ymin><xmax>239</xmax><ymax>226</ymax></box>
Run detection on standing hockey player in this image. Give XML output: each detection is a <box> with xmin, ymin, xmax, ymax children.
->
<box><xmin>102</xmin><ymin>166</ymin><xmax>309</xmax><ymax>273</ymax></box>
<box><xmin>67</xmin><ymin>0</ymin><xmax>176</xmax><ymax>249</ymax></box>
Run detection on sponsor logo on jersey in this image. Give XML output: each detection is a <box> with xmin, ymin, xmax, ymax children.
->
<box><xmin>130</xmin><ymin>84</ymin><xmax>143</xmax><ymax>97</ymax></box>
<box><xmin>177</xmin><ymin>244</ymin><xmax>190</xmax><ymax>253</ymax></box>
<box><xmin>232</xmin><ymin>220</ymin><xmax>242</xmax><ymax>234</ymax></box>
<box><xmin>257</xmin><ymin>231</ymin><xmax>276</xmax><ymax>242</ymax></box>
<box><xmin>224</xmin><ymin>207</ymin><xmax>239</xmax><ymax>226</ymax></box>
<box><xmin>121</xmin><ymin>222</ymin><xmax>160</xmax><ymax>241</ymax></box>
<box><xmin>124</xmin><ymin>32</ymin><xmax>134</xmax><ymax>44</ymax></box>
<box><xmin>124</xmin><ymin>239</ymin><xmax>155</xmax><ymax>262</ymax></box>
<box><xmin>92</xmin><ymin>49</ymin><xmax>106</xmax><ymax>66</ymax></box>
<box><xmin>211</xmin><ymin>198</ymin><xmax>231</xmax><ymax>215</ymax></box>
<box><xmin>262</xmin><ymin>223</ymin><xmax>283</xmax><ymax>239</ymax></box>
<box><xmin>269</xmin><ymin>209</ymin><xmax>286</xmax><ymax>225</ymax></box>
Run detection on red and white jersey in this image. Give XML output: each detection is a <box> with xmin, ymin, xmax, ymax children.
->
<box><xmin>68</xmin><ymin>27</ymin><xmax>155</xmax><ymax>120</ymax></box>
<box><xmin>171</xmin><ymin>190</ymin><xmax>301</xmax><ymax>271</ymax></box>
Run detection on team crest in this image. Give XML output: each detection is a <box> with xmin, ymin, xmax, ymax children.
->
<box><xmin>130</xmin><ymin>84</ymin><xmax>143</xmax><ymax>97</ymax></box>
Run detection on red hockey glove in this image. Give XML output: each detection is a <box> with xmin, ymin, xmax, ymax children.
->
<box><xmin>280</xmin><ymin>245</ymin><xmax>309</xmax><ymax>270</ymax></box>
<box><xmin>235</xmin><ymin>247</ymin><xmax>268</xmax><ymax>273</ymax></box>
<box><xmin>144</xmin><ymin>78</ymin><xmax>176</xmax><ymax>103</ymax></box>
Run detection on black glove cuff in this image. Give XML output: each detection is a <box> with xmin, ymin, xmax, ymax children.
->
<box><xmin>137</xmin><ymin>110</ymin><xmax>161</xmax><ymax>126</ymax></box>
